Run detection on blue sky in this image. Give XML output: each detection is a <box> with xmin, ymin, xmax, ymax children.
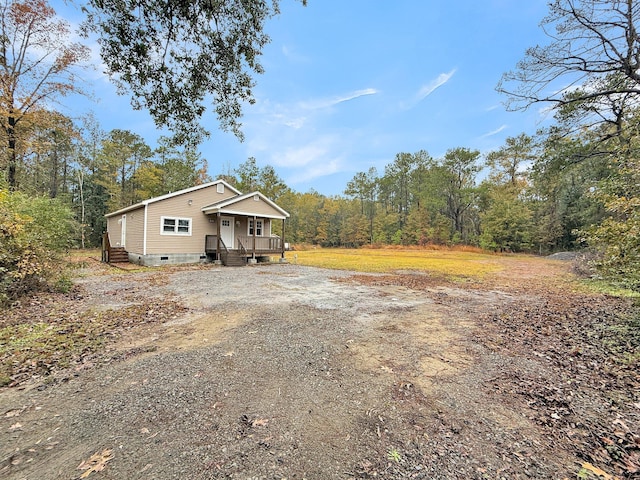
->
<box><xmin>56</xmin><ymin>1</ymin><xmax>553</xmax><ymax>195</ymax></box>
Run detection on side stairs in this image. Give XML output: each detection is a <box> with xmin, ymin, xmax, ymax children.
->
<box><xmin>222</xmin><ymin>251</ymin><xmax>246</xmax><ymax>267</ymax></box>
<box><xmin>108</xmin><ymin>246</ymin><xmax>129</xmax><ymax>263</ymax></box>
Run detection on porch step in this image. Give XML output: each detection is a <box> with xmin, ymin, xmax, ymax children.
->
<box><xmin>222</xmin><ymin>251</ymin><xmax>246</xmax><ymax>267</ymax></box>
<box><xmin>108</xmin><ymin>247</ymin><xmax>129</xmax><ymax>263</ymax></box>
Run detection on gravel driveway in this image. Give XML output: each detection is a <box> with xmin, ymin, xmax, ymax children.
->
<box><xmin>1</xmin><ymin>262</ymin><xmax>596</xmax><ymax>479</ymax></box>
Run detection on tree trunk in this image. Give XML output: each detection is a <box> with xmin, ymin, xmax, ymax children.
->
<box><xmin>78</xmin><ymin>170</ymin><xmax>86</xmax><ymax>249</ymax></box>
<box><xmin>50</xmin><ymin>138</ymin><xmax>59</xmax><ymax>198</ymax></box>
<box><xmin>7</xmin><ymin>114</ymin><xmax>17</xmax><ymax>190</ymax></box>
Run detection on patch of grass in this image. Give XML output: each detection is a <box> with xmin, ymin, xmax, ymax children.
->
<box><xmin>290</xmin><ymin>247</ymin><xmax>503</xmax><ymax>279</ymax></box>
<box><xmin>579</xmin><ymin>278</ymin><xmax>640</xmax><ymax>298</ymax></box>
<box><xmin>1</xmin><ymin>300</ymin><xmax>189</xmax><ymax>387</ymax></box>
<box><xmin>387</xmin><ymin>448</ymin><xmax>402</xmax><ymax>463</ymax></box>
<box><xmin>0</xmin><ymin>320</ymin><xmax>106</xmax><ymax>384</ymax></box>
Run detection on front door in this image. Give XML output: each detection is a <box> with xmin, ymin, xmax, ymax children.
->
<box><xmin>220</xmin><ymin>216</ymin><xmax>234</xmax><ymax>248</ymax></box>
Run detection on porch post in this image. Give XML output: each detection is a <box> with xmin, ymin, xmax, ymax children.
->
<box><xmin>281</xmin><ymin>219</ymin><xmax>286</xmax><ymax>259</ymax></box>
<box><xmin>252</xmin><ymin>215</ymin><xmax>257</xmax><ymax>259</ymax></box>
<box><xmin>216</xmin><ymin>211</ymin><xmax>221</xmax><ymax>259</ymax></box>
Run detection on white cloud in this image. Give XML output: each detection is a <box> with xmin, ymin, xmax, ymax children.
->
<box><xmin>242</xmin><ymin>87</ymin><xmax>380</xmax><ymax>188</ymax></box>
<box><xmin>282</xmin><ymin>44</ymin><xmax>310</xmax><ymax>63</ymax></box>
<box><xmin>416</xmin><ymin>69</ymin><xmax>456</xmax><ymax>102</ymax></box>
<box><xmin>398</xmin><ymin>69</ymin><xmax>456</xmax><ymax>110</ymax></box>
<box><xmin>254</xmin><ymin>87</ymin><xmax>378</xmax><ymax>131</ymax></box>
<box><xmin>268</xmin><ymin>112</ymin><xmax>307</xmax><ymax>129</ymax></box>
<box><xmin>271</xmin><ymin>143</ymin><xmax>329</xmax><ymax>168</ymax></box>
<box><xmin>298</xmin><ymin>88</ymin><xmax>379</xmax><ymax>110</ymax></box>
<box><xmin>480</xmin><ymin>124</ymin><xmax>507</xmax><ymax>138</ymax></box>
<box><xmin>287</xmin><ymin>157</ymin><xmax>343</xmax><ymax>185</ymax></box>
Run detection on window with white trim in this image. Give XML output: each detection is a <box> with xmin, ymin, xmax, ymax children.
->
<box><xmin>248</xmin><ymin>219</ymin><xmax>263</xmax><ymax>236</ymax></box>
<box><xmin>161</xmin><ymin>216</ymin><xmax>192</xmax><ymax>235</ymax></box>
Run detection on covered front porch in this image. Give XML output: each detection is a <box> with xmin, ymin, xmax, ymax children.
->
<box><xmin>204</xmin><ymin>226</ymin><xmax>287</xmax><ymax>266</ymax></box>
<box><xmin>201</xmin><ymin>192</ymin><xmax>290</xmax><ymax>266</ymax></box>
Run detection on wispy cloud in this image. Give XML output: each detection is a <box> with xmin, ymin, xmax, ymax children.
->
<box><xmin>257</xmin><ymin>88</ymin><xmax>378</xmax><ymax>130</ymax></box>
<box><xmin>271</xmin><ymin>143</ymin><xmax>330</xmax><ymax>168</ymax></box>
<box><xmin>281</xmin><ymin>44</ymin><xmax>310</xmax><ymax>63</ymax></box>
<box><xmin>416</xmin><ymin>69</ymin><xmax>456</xmax><ymax>102</ymax></box>
<box><xmin>299</xmin><ymin>88</ymin><xmax>379</xmax><ymax>110</ymax></box>
<box><xmin>399</xmin><ymin>69</ymin><xmax>456</xmax><ymax>110</ymax></box>
<box><xmin>481</xmin><ymin>124</ymin><xmax>507</xmax><ymax>138</ymax></box>
<box><xmin>287</xmin><ymin>157</ymin><xmax>343</xmax><ymax>185</ymax></box>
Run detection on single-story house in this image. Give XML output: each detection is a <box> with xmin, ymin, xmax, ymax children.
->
<box><xmin>103</xmin><ymin>179</ymin><xmax>290</xmax><ymax>266</ymax></box>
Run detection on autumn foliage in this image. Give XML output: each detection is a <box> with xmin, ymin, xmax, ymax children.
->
<box><xmin>0</xmin><ymin>189</ymin><xmax>76</xmax><ymax>306</ymax></box>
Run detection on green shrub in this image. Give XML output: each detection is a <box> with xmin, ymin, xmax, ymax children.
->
<box><xmin>0</xmin><ymin>189</ymin><xmax>76</xmax><ymax>306</ymax></box>
<box><xmin>583</xmin><ymin>196</ymin><xmax>640</xmax><ymax>292</ymax></box>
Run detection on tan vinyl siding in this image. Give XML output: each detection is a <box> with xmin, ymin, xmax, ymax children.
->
<box><xmin>106</xmin><ymin>215</ymin><xmax>122</xmax><ymax>247</ymax></box>
<box><xmin>145</xmin><ymin>184</ymin><xmax>235</xmax><ymax>254</ymax></box>
<box><xmin>227</xmin><ymin>196</ymin><xmax>285</xmax><ymax>217</ymax></box>
<box><xmin>124</xmin><ymin>206</ymin><xmax>145</xmax><ymax>254</ymax></box>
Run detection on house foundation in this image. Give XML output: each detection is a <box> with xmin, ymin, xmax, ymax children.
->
<box><xmin>131</xmin><ymin>253</ymin><xmax>210</xmax><ymax>267</ymax></box>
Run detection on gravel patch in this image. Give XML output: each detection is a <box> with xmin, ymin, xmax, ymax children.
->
<box><xmin>2</xmin><ymin>261</ymin><xmax>610</xmax><ymax>479</ymax></box>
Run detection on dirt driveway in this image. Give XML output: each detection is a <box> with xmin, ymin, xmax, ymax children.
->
<box><xmin>1</xmin><ymin>260</ymin><xmax>638</xmax><ymax>479</ymax></box>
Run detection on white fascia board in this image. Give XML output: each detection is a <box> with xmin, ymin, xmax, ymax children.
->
<box><xmin>211</xmin><ymin>207</ymin><xmax>287</xmax><ymax>220</ymax></box>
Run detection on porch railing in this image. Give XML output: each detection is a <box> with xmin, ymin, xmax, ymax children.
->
<box><xmin>237</xmin><ymin>237</ymin><xmax>248</xmax><ymax>255</ymax></box>
<box><xmin>238</xmin><ymin>235</ymin><xmax>282</xmax><ymax>253</ymax></box>
<box><xmin>205</xmin><ymin>234</ymin><xmax>282</xmax><ymax>254</ymax></box>
<box><xmin>204</xmin><ymin>235</ymin><xmax>228</xmax><ymax>253</ymax></box>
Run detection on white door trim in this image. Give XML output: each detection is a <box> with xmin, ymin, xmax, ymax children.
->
<box><xmin>120</xmin><ymin>214</ymin><xmax>127</xmax><ymax>247</ymax></box>
<box><xmin>220</xmin><ymin>216</ymin><xmax>234</xmax><ymax>248</ymax></box>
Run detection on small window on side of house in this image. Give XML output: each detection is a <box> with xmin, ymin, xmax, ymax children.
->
<box><xmin>217</xmin><ymin>183</ymin><xmax>224</xmax><ymax>194</ymax></box>
<box><xmin>161</xmin><ymin>216</ymin><xmax>192</xmax><ymax>235</ymax></box>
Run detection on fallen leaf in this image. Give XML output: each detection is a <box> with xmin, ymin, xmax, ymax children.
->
<box><xmin>77</xmin><ymin>449</ymin><xmax>114</xmax><ymax>478</ymax></box>
<box><xmin>9</xmin><ymin>422</ymin><xmax>22</xmax><ymax>431</ymax></box>
<box><xmin>581</xmin><ymin>462</ymin><xmax>617</xmax><ymax>480</ymax></box>
<box><xmin>252</xmin><ymin>418</ymin><xmax>269</xmax><ymax>427</ymax></box>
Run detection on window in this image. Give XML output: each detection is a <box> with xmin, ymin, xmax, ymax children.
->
<box><xmin>221</xmin><ymin>219</ymin><xmax>231</xmax><ymax>227</ymax></box>
<box><xmin>216</xmin><ymin>183</ymin><xmax>224</xmax><ymax>194</ymax></box>
<box><xmin>248</xmin><ymin>219</ymin><xmax>263</xmax><ymax>236</ymax></box>
<box><xmin>161</xmin><ymin>216</ymin><xmax>192</xmax><ymax>235</ymax></box>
